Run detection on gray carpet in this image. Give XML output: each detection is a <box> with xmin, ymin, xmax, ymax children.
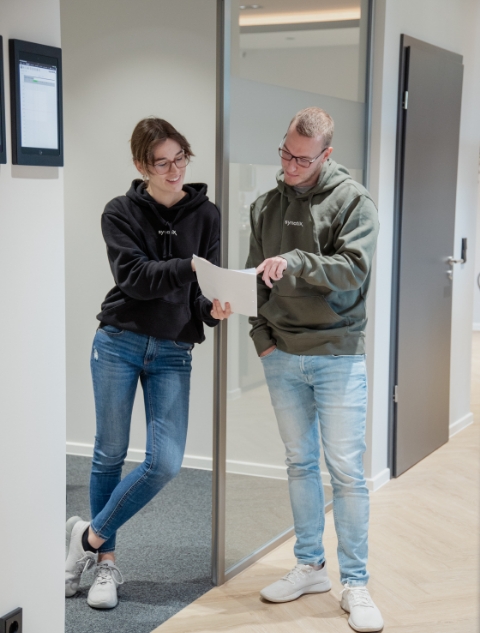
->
<box><xmin>66</xmin><ymin>455</ymin><xmax>213</xmax><ymax>633</ymax></box>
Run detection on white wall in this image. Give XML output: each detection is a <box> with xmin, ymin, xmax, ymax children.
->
<box><xmin>365</xmin><ymin>0</ymin><xmax>480</xmax><ymax>485</ymax></box>
<box><xmin>61</xmin><ymin>0</ymin><xmax>217</xmax><ymax>465</ymax></box>
<box><xmin>239</xmin><ymin>45</ymin><xmax>361</xmax><ymax>102</ymax></box>
<box><xmin>0</xmin><ymin>1</ymin><xmax>66</xmax><ymax>631</ymax></box>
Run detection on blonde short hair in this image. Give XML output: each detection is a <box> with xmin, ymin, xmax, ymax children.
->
<box><xmin>289</xmin><ymin>107</ymin><xmax>334</xmax><ymax>146</ymax></box>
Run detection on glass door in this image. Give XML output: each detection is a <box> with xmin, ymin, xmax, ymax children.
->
<box><xmin>213</xmin><ymin>0</ymin><xmax>373</xmax><ymax>584</ymax></box>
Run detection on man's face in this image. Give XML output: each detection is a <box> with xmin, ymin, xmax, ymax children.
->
<box><xmin>280</xmin><ymin>126</ymin><xmax>332</xmax><ymax>188</ymax></box>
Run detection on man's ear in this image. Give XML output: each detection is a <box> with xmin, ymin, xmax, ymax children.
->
<box><xmin>325</xmin><ymin>147</ymin><xmax>334</xmax><ymax>160</ymax></box>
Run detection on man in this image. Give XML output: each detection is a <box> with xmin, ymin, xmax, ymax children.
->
<box><xmin>246</xmin><ymin>107</ymin><xmax>383</xmax><ymax>633</ymax></box>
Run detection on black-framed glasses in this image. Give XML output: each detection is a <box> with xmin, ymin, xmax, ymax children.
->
<box><xmin>278</xmin><ymin>140</ymin><xmax>328</xmax><ymax>168</ymax></box>
<box><xmin>151</xmin><ymin>152</ymin><xmax>190</xmax><ymax>175</ymax></box>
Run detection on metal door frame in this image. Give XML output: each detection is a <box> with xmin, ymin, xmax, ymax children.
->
<box><xmin>212</xmin><ymin>0</ymin><xmax>376</xmax><ymax>586</ymax></box>
<box><xmin>389</xmin><ymin>34</ymin><xmax>410</xmax><ymax>477</ymax></box>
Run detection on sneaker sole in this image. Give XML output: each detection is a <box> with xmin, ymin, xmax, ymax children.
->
<box><xmin>346</xmin><ymin>616</ymin><xmax>383</xmax><ymax>633</ymax></box>
<box><xmin>341</xmin><ymin>599</ymin><xmax>384</xmax><ymax>632</ymax></box>
<box><xmin>65</xmin><ymin>516</ymin><xmax>82</xmax><ymax>553</ymax></box>
<box><xmin>87</xmin><ymin>596</ymin><xmax>119</xmax><ymax>609</ymax></box>
<box><xmin>65</xmin><ymin>516</ymin><xmax>90</xmax><ymax>598</ymax></box>
<box><xmin>260</xmin><ymin>579</ymin><xmax>332</xmax><ymax>603</ymax></box>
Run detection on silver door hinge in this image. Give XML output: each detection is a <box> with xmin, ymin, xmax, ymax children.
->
<box><xmin>403</xmin><ymin>91</ymin><xmax>409</xmax><ymax>109</ymax></box>
<box><xmin>393</xmin><ymin>385</ymin><xmax>399</xmax><ymax>403</ymax></box>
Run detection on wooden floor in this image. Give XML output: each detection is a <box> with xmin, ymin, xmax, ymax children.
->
<box><xmin>154</xmin><ymin>334</ymin><xmax>480</xmax><ymax>633</ymax></box>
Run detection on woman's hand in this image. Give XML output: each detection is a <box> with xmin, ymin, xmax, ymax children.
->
<box><xmin>211</xmin><ymin>299</ymin><xmax>232</xmax><ymax>320</ymax></box>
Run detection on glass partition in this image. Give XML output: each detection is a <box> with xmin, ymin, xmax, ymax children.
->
<box><xmin>222</xmin><ymin>0</ymin><xmax>372</xmax><ymax>577</ymax></box>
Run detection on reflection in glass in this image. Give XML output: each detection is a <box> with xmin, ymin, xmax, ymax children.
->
<box><xmin>225</xmin><ymin>0</ymin><xmax>368</xmax><ymax>573</ymax></box>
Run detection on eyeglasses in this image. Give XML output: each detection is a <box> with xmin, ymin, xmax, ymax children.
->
<box><xmin>151</xmin><ymin>152</ymin><xmax>190</xmax><ymax>175</ymax></box>
<box><xmin>278</xmin><ymin>141</ymin><xmax>328</xmax><ymax>168</ymax></box>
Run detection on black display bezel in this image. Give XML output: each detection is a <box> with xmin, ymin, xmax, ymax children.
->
<box><xmin>9</xmin><ymin>39</ymin><xmax>63</xmax><ymax>166</ymax></box>
<box><xmin>0</xmin><ymin>37</ymin><xmax>6</xmax><ymax>164</ymax></box>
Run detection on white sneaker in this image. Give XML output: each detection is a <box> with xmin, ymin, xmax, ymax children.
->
<box><xmin>260</xmin><ymin>563</ymin><xmax>331</xmax><ymax>603</ymax></box>
<box><xmin>340</xmin><ymin>585</ymin><xmax>384</xmax><ymax>632</ymax></box>
<box><xmin>65</xmin><ymin>517</ymin><xmax>96</xmax><ymax>597</ymax></box>
<box><xmin>87</xmin><ymin>560</ymin><xmax>124</xmax><ymax>609</ymax></box>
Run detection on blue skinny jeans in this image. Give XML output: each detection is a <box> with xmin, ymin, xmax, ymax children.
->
<box><xmin>89</xmin><ymin>324</ymin><xmax>192</xmax><ymax>553</ymax></box>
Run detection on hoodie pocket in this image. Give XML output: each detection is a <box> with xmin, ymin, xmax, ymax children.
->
<box><xmin>260</xmin><ymin>294</ymin><xmax>344</xmax><ymax>331</ymax></box>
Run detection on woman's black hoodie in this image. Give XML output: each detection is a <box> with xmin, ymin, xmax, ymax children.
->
<box><xmin>97</xmin><ymin>179</ymin><xmax>220</xmax><ymax>343</ymax></box>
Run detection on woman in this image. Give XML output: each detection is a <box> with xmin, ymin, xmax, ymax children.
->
<box><xmin>65</xmin><ymin>117</ymin><xmax>231</xmax><ymax>609</ymax></box>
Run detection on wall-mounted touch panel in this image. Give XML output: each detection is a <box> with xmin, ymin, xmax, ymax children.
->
<box><xmin>0</xmin><ymin>36</ymin><xmax>6</xmax><ymax>164</ymax></box>
<box><xmin>9</xmin><ymin>39</ymin><xmax>63</xmax><ymax>166</ymax></box>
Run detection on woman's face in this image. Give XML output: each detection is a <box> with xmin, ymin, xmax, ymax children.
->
<box><xmin>139</xmin><ymin>138</ymin><xmax>187</xmax><ymax>196</ymax></box>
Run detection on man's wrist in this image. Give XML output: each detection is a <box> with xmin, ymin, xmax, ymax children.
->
<box><xmin>253</xmin><ymin>333</ymin><xmax>276</xmax><ymax>356</ymax></box>
<box><xmin>259</xmin><ymin>344</ymin><xmax>277</xmax><ymax>357</ymax></box>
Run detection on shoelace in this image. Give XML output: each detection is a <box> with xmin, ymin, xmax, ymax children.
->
<box><xmin>341</xmin><ymin>585</ymin><xmax>374</xmax><ymax>608</ymax></box>
<box><xmin>93</xmin><ymin>562</ymin><xmax>124</xmax><ymax>586</ymax></box>
<box><xmin>74</xmin><ymin>553</ymin><xmax>95</xmax><ymax>575</ymax></box>
<box><xmin>282</xmin><ymin>564</ymin><xmax>313</xmax><ymax>585</ymax></box>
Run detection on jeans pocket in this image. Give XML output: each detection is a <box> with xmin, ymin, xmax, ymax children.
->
<box><xmin>260</xmin><ymin>347</ymin><xmax>278</xmax><ymax>360</ymax></box>
<box><xmin>99</xmin><ymin>324</ymin><xmax>124</xmax><ymax>335</ymax></box>
<box><xmin>172</xmin><ymin>340</ymin><xmax>194</xmax><ymax>351</ymax></box>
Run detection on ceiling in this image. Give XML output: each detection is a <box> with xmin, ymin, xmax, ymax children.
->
<box><xmin>238</xmin><ymin>0</ymin><xmax>361</xmax><ymax>26</ymax></box>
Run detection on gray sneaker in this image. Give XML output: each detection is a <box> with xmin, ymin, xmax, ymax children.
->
<box><xmin>65</xmin><ymin>517</ymin><xmax>96</xmax><ymax>597</ymax></box>
<box><xmin>260</xmin><ymin>563</ymin><xmax>331</xmax><ymax>603</ymax></box>
<box><xmin>87</xmin><ymin>560</ymin><xmax>124</xmax><ymax>609</ymax></box>
<box><xmin>340</xmin><ymin>585</ymin><xmax>384</xmax><ymax>632</ymax></box>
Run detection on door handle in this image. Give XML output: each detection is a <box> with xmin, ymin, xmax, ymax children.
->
<box><xmin>447</xmin><ymin>256</ymin><xmax>464</xmax><ymax>265</ymax></box>
<box><xmin>446</xmin><ymin>255</ymin><xmax>463</xmax><ymax>280</ymax></box>
<box><xmin>446</xmin><ymin>239</ymin><xmax>468</xmax><ymax>267</ymax></box>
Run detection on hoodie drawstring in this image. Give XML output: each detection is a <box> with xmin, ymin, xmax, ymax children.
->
<box><xmin>164</xmin><ymin>222</ymin><xmax>173</xmax><ymax>260</ymax></box>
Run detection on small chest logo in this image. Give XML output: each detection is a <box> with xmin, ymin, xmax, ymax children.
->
<box><xmin>158</xmin><ymin>230</ymin><xmax>177</xmax><ymax>236</ymax></box>
<box><xmin>285</xmin><ymin>220</ymin><xmax>303</xmax><ymax>227</ymax></box>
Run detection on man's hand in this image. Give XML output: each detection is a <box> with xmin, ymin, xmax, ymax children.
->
<box><xmin>259</xmin><ymin>345</ymin><xmax>277</xmax><ymax>358</ymax></box>
<box><xmin>211</xmin><ymin>299</ymin><xmax>232</xmax><ymax>320</ymax></box>
<box><xmin>256</xmin><ymin>256</ymin><xmax>287</xmax><ymax>289</ymax></box>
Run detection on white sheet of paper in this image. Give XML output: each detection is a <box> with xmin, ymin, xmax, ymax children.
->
<box><xmin>193</xmin><ymin>255</ymin><xmax>257</xmax><ymax>317</ymax></box>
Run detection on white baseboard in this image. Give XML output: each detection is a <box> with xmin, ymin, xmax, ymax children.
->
<box><xmin>181</xmin><ymin>454</ymin><xmax>212</xmax><ymax>471</ymax></box>
<box><xmin>67</xmin><ymin>441</ymin><xmax>146</xmax><ymax>463</ymax></box>
<box><xmin>321</xmin><ymin>467</ymin><xmax>390</xmax><ymax>492</ymax></box>
<box><xmin>68</xmin><ymin>442</ymin><xmax>391</xmax><ymax>492</ymax></box>
<box><xmin>449</xmin><ymin>412</ymin><xmax>474</xmax><ymax>438</ymax></box>
<box><xmin>166</xmin><ymin>453</ymin><xmax>289</xmax><ymax>480</ymax></box>
<box><xmin>66</xmin><ymin>443</ymin><xmax>287</xmax><ymax>479</ymax></box>
<box><xmin>473</xmin><ymin>323</ymin><xmax>480</xmax><ymax>331</ymax></box>
<box><xmin>227</xmin><ymin>387</ymin><xmax>242</xmax><ymax>401</ymax></box>
<box><xmin>366</xmin><ymin>468</ymin><xmax>391</xmax><ymax>491</ymax></box>
<box><xmin>226</xmin><ymin>459</ymin><xmax>287</xmax><ymax>480</ymax></box>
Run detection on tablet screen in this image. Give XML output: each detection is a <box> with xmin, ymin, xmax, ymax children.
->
<box><xmin>19</xmin><ymin>58</ymin><xmax>58</xmax><ymax>150</ymax></box>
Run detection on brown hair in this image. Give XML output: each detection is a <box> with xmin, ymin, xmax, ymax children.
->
<box><xmin>289</xmin><ymin>107</ymin><xmax>334</xmax><ymax>146</ymax></box>
<box><xmin>130</xmin><ymin>117</ymin><xmax>194</xmax><ymax>174</ymax></box>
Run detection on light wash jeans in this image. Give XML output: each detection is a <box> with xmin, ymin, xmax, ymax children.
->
<box><xmin>89</xmin><ymin>324</ymin><xmax>192</xmax><ymax>553</ymax></box>
<box><xmin>261</xmin><ymin>348</ymin><xmax>369</xmax><ymax>586</ymax></box>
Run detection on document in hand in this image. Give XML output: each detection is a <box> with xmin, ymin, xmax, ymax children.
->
<box><xmin>193</xmin><ymin>255</ymin><xmax>257</xmax><ymax>317</ymax></box>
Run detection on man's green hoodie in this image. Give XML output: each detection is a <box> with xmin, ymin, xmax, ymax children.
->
<box><xmin>247</xmin><ymin>159</ymin><xmax>379</xmax><ymax>356</ymax></box>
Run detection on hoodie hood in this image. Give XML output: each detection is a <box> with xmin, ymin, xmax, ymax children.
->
<box><xmin>126</xmin><ymin>179</ymin><xmax>210</xmax><ymax>259</ymax></box>
<box><xmin>276</xmin><ymin>158</ymin><xmax>352</xmax><ymax>200</ymax></box>
<box><xmin>126</xmin><ymin>179</ymin><xmax>209</xmax><ymax>214</ymax></box>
